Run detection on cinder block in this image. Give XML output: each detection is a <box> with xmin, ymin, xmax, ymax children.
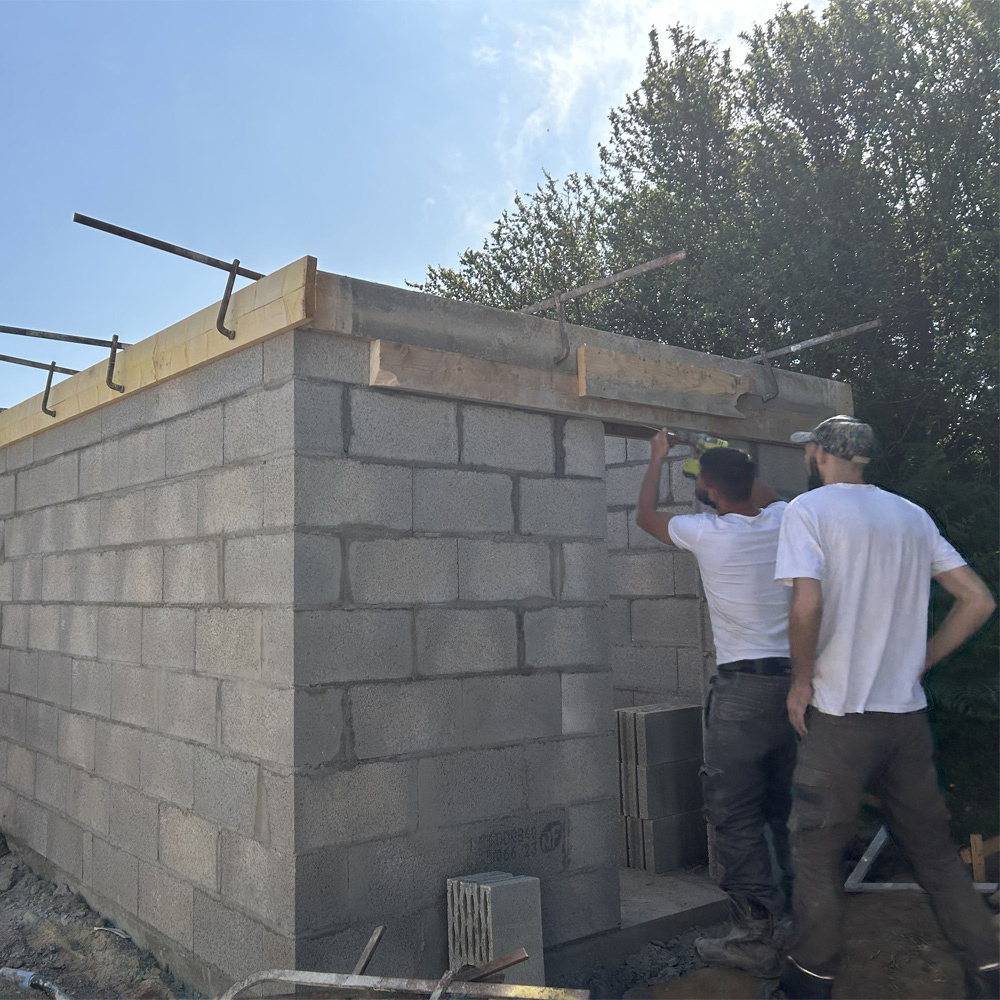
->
<box><xmin>71</xmin><ymin>660</ymin><xmax>111</xmax><ymax>717</ymax></box>
<box><xmin>7</xmin><ymin>743</ymin><xmax>35</xmax><ymax>796</ymax></box>
<box><xmin>34</xmin><ymin>753</ymin><xmax>69</xmax><ymax>810</ymax></box>
<box><xmin>164</xmin><ymin>541</ymin><xmax>219</xmax><ymax>604</ymax></box>
<box><xmin>62</xmin><ymin>411</ymin><xmax>103</xmax><ymax>453</ymax></box>
<box><xmin>540</xmin><ymin>866</ymin><xmax>620</xmax><ymax>947</ymax></box>
<box><xmin>100</xmin><ymin>490</ymin><xmax>146</xmax><ymax>546</ymax></box>
<box><xmin>296</xmin><ymin>761</ymin><xmax>414</xmax><ymax>850</ymax></box>
<box><xmin>141</xmin><ymin>607</ymin><xmax>195</xmax><ymax>670</ymax></box>
<box><xmin>69</xmin><ymin>769</ymin><xmax>109</xmax><ymax>834</ymax></box>
<box><xmin>524</xmin><ymin>607</ymin><xmax>608</xmax><ymax>668</ymax></box>
<box><xmin>607</xmin><ymin>511</ymin><xmax>628</xmax><ymax>550</ymax></box>
<box><xmin>462</xmin><ymin>674</ymin><xmax>562</xmax><ymax>746</ymax></box>
<box><xmin>118</xmin><ymin>425</ymin><xmax>166</xmax><ymax>489</ymax></box>
<box><xmin>636</xmin><ymin>758</ymin><xmax>702</xmax><ymax>818</ymax></box>
<box><xmin>0</xmin><ymin>561</ymin><xmax>11</xmax><ymax>603</ymax></box>
<box><xmin>41</xmin><ymin>553</ymin><xmax>75</xmax><ymax>602</ymax></box>
<box><xmin>115</xmin><ymin>546</ymin><xmax>164</xmax><ymax>603</ymax></box>
<box><xmin>611</xmin><ymin>645</ymin><xmax>679</xmax><ymax>697</ymax></box>
<box><xmin>294</xmin><ymin>457</ymin><xmax>411</xmax><ymax>531</ymax></box>
<box><xmin>4</xmin><ymin>438</ymin><xmax>33</xmax><ymax>472</ymax></box>
<box><xmin>757</xmin><ymin>443</ymin><xmax>807</xmax><ymax>497</ymax></box>
<box><xmin>293</xmin><ymin>687</ymin><xmax>345</xmax><ymax>767</ymax></box>
<box><xmin>561</xmin><ymin>672</ymin><xmax>614</xmax><ymax>735</ymax></box>
<box><xmin>144</xmin><ymin>479</ymin><xmax>199</xmax><ymax>542</ymax></box>
<box><xmin>669</xmin><ymin>461</ymin><xmax>697</xmax><ymax>503</ymax></box>
<box><xmin>25</xmin><ymin>700</ymin><xmax>59</xmax><ymax>755</ymax></box>
<box><xmin>94</xmin><ymin>720</ymin><xmax>141</xmax><ymax>787</ymax></box>
<box><xmin>260</xmin><ymin>608</ymin><xmax>294</xmax><ymax>687</ymax></box>
<box><xmin>563</xmin><ymin>419</ymin><xmax>606</xmax><ymax>478</ymax></box>
<box><xmin>259</xmin><ymin>768</ymin><xmax>294</xmax><ymax>854</ymax></box>
<box><xmin>79</xmin><ymin>440</ymin><xmax>119</xmax><ymax>498</ymax></box>
<box><xmin>193</xmin><ymin>749</ymin><xmax>257</xmax><ymax>835</ymax></box>
<box><xmin>8</xmin><ymin>792</ymin><xmax>48</xmax><ymax>856</ymax></box>
<box><xmin>642</xmin><ymin>811</ymin><xmax>707</xmax><ymax>871</ymax></box>
<box><xmin>74</xmin><ymin>550</ymin><xmax>118</xmax><ymax>603</ymax></box>
<box><xmin>196</xmin><ymin>344</ymin><xmax>264</xmax><ymax>408</ymax></box>
<box><xmin>58</xmin><ymin>710</ymin><xmax>96</xmax><ymax>770</ymax></box>
<box><xmin>519</xmin><ymin>478</ymin><xmax>607</xmax><ymax>538</ymax></box>
<box><xmin>46</xmin><ymin>812</ymin><xmax>84</xmax><ymax>878</ymax></box>
<box><xmin>63</xmin><ymin>499</ymin><xmax>102</xmax><ymax>551</ymax></box>
<box><xmin>59</xmin><ymin>605</ymin><xmax>98</xmax><ymax>659</ymax></box>
<box><xmin>221</xmin><ymin>682</ymin><xmax>294</xmax><ymax>765</ymax></box>
<box><xmin>417</xmin><ymin>747</ymin><xmax>525</xmax><ymax>828</ymax></box>
<box><xmin>461</xmin><ymin>405</ymin><xmax>554</xmax><ymax>473</ymax></box>
<box><xmin>38</xmin><ymin>651</ymin><xmax>73</xmax><ymax>708</ymax></box>
<box><xmin>165</xmin><ymin>407</ymin><xmax>224</xmax><ymax>478</ymax></box>
<box><xmin>110</xmin><ymin>665</ymin><xmax>158</xmax><ymax>729</ymax></box>
<box><xmin>625</xmin><ymin>815</ymin><xmax>643</xmax><ymax>864</ymax></box>
<box><xmin>15</xmin><ymin>454</ymin><xmax>79</xmax><ymax>511</ymax></box>
<box><xmin>146</xmin><ymin>372</ymin><xmax>201</xmax><ymax>424</ymax></box>
<box><xmin>677</xmin><ymin>648</ymin><xmax>707</xmax><ymax>699</ymax></box>
<box><xmin>604</xmin><ymin>436</ymin><xmax>627</xmax><ymax>465</ymax></box>
<box><xmin>195</xmin><ymin>608</ymin><xmax>261</xmax><ymax>679</ymax></box>
<box><xmin>108</xmin><ymin>785</ymin><xmax>159</xmax><ymax>861</ymax></box>
<box><xmin>673</xmin><ymin>551</ymin><xmax>700</xmax><ymax>595</ymax></box>
<box><xmin>296</xmin><ymin>844</ymin><xmax>351</xmax><ymax>934</ymax></box>
<box><xmin>198</xmin><ymin>464</ymin><xmax>264</xmax><ymax>536</ymax></box>
<box><xmin>634</xmin><ymin>704</ymin><xmax>703</xmax><ymax>766</ymax></box>
<box><xmin>559</xmin><ymin>542</ymin><xmax>609</xmax><ymax>602</ymax></box>
<box><xmin>10</xmin><ymin>649</ymin><xmax>37</xmax><ymax>697</ymax></box>
<box><xmin>262</xmin><ymin>455</ymin><xmax>295</xmax><ymax>530</ymax></box>
<box><xmin>13</xmin><ymin>557</ymin><xmax>42</xmax><ymax>602</ymax></box>
<box><xmin>92</xmin><ymin>836</ymin><xmax>139</xmax><ymax>914</ymax></box>
<box><xmin>349</xmin><ymin>390</ymin><xmax>458</xmax><ymax>464</ymax></box>
<box><xmin>631</xmin><ymin>598</ymin><xmax>702</xmax><ymax>646</ymax></box>
<box><xmin>349</xmin><ymin>680</ymin><xmax>466</xmax><ymax>760</ymax></box>
<box><xmin>525</xmin><ymin>734</ymin><xmax>617</xmax><ymax>810</ymax></box>
<box><xmin>605</xmin><ymin>462</ymin><xmax>663</xmax><ymax>508</ymax></box>
<box><xmin>415</xmin><ymin>609</ymin><xmax>515</xmax><ymax>676</ymax></box>
<box><xmin>100</xmin><ymin>389</ymin><xmax>150</xmax><ymax>438</ymax></box>
<box><xmin>29</xmin><ymin>604</ymin><xmax>60</xmax><ymax>652</ymax></box>
<box><xmin>1</xmin><ymin>693</ymin><xmax>27</xmax><ymax>743</ymax></box>
<box><xmin>220</xmin><ymin>831</ymin><xmax>295</xmax><ymax>932</ymax></box>
<box><xmin>140</xmin><ymin>732</ymin><xmax>194</xmax><ymax>807</ymax></box>
<box><xmin>413</xmin><ymin>468</ymin><xmax>514</xmax><ymax>534</ymax></box>
<box><xmin>349</xmin><ymin>538</ymin><xmax>457</xmax><ymax>605</ymax></box>
<box><xmin>0</xmin><ymin>648</ymin><xmax>8</xmax><ymax>691</ymax></box>
<box><xmin>457</xmin><ymin>540</ymin><xmax>550</xmax><ymax>602</ymax></box>
<box><xmin>295</xmin><ymin>609</ymin><xmax>412</xmax><ymax>685</ymax></box>
<box><xmin>566</xmin><ymin>799</ymin><xmax>621</xmax><ymax>871</ymax></box>
<box><xmin>222</xmin><ymin>532</ymin><xmax>291</xmax><ymax>605</ymax></box>
<box><xmin>159</xmin><ymin>672</ymin><xmax>217</xmax><ymax>746</ymax></box>
<box><xmin>191</xmin><ymin>890</ymin><xmax>264</xmax><ymax>980</ymax></box>
<box><xmin>626</xmin><ymin>437</ymin><xmax>652</xmax><ymax>462</ymax></box>
<box><xmin>0</xmin><ymin>473</ymin><xmax>13</xmax><ymax>519</ymax></box>
<box><xmin>609</xmin><ymin>550</ymin><xmax>675</xmax><ymax>598</ymax></box>
<box><xmin>139</xmin><ymin>862</ymin><xmax>194</xmax><ymax>950</ymax></box>
<box><xmin>294</xmin><ymin>380</ymin><xmax>344</xmax><ymax>455</ymax></box>
<box><xmin>223</xmin><ymin>381</ymin><xmax>295</xmax><ymax>461</ymax></box>
<box><xmin>267</xmin><ymin>328</ymin><xmax>370</xmax><ymax>383</ymax></box>
<box><xmin>97</xmin><ymin>606</ymin><xmax>142</xmax><ymax>664</ymax></box>
<box><xmin>1</xmin><ymin>603</ymin><xmax>29</xmax><ymax>648</ymax></box>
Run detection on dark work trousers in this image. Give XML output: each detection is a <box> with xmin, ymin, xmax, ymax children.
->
<box><xmin>701</xmin><ymin>670</ymin><xmax>798</xmax><ymax>918</ymax></box>
<box><xmin>788</xmin><ymin>708</ymin><xmax>998</xmax><ymax>978</ymax></box>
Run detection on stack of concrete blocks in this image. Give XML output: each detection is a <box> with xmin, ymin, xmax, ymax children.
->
<box><xmin>603</xmin><ymin>434</ymin><xmax>807</xmax><ymax>709</ymax></box>
<box><xmin>0</xmin><ymin>327</ymin><xmax>621</xmax><ymax>993</ymax></box>
<box><xmin>616</xmin><ymin>703</ymin><xmax>705</xmax><ymax>872</ymax></box>
<box><xmin>447</xmin><ymin>871</ymin><xmax>544</xmax><ymax>985</ymax></box>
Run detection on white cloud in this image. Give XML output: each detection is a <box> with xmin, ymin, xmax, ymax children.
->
<box><xmin>472</xmin><ymin>43</ymin><xmax>500</xmax><ymax>65</ymax></box>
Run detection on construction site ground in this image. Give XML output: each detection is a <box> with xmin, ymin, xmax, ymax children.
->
<box><xmin>0</xmin><ymin>833</ymin><xmax>995</xmax><ymax>1000</ymax></box>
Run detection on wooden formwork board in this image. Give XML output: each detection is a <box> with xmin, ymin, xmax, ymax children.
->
<box><xmin>0</xmin><ymin>256</ymin><xmax>317</xmax><ymax>449</ymax></box>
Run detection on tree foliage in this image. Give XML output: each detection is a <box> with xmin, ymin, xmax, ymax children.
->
<box><xmin>417</xmin><ymin>0</ymin><xmax>998</xmax><ymax>719</ymax></box>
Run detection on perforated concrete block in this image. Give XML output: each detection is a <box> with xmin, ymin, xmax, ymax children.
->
<box><xmin>349</xmin><ymin>538</ymin><xmax>457</xmax><ymax>605</ymax></box>
<box><xmin>295</xmin><ymin>457</ymin><xmax>412</xmax><ymax>531</ymax></box>
<box><xmin>351</xmin><ymin>680</ymin><xmax>464</xmax><ymax>760</ymax></box>
<box><xmin>165</xmin><ymin>407</ymin><xmax>224</xmax><ymax>478</ymax></box>
<box><xmin>415</xmin><ymin>609</ymin><xmax>516</xmax><ymax>677</ymax></box>
<box><xmin>560</xmin><ymin>541</ymin><xmax>609</xmax><ymax>602</ymax></box>
<box><xmin>160</xmin><ymin>804</ymin><xmax>219</xmax><ymax>891</ymax></box>
<box><xmin>349</xmin><ymin>390</ymin><xmax>458</xmax><ymax>464</ymax></box>
<box><xmin>518</xmin><ymin>478</ymin><xmax>606</xmax><ymax>538</ymax></box>
<box><xmin>462</xmin><ymin>405</ymin><xmax>554</xmax><ymax>473</ymax></box>
<box><xmin>524</xmin><ymin>606</ymin><xmax>608</xmax><ymax>668</ymax></box>
<box><xmin>631</xmin><ymin>598</ymin><xmax>702</xmax><ymax>647</ymax></box>
<box><xmin>140</xmin><ymin>732</ymin><xmax>195</xmax><ymax>808</ymax></box>
<box><xmin>413</xmin><ymin>468</ymin><xmax>514</xmax><ymax>533</ymax></box>
<box><xmin>457</xmin><ymin>539</ymin><xmax>551</xmax><ymax>602</ymax></box>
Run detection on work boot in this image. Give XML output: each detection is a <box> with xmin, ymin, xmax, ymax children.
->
<box><xmin>773</xmin><ymin>957</ymin><xmax>834</xmax><ymax>999</ymax></box>
<box><xmin>695</xmin><ymin>896</ymin><xmax>781</xmax><ymax>978</ymax></box>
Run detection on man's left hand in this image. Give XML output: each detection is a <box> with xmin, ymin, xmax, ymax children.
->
<box><xmin>787</xmin><ymin>679</ymin><xmax>812</xmax><ymax>736</ymax></box>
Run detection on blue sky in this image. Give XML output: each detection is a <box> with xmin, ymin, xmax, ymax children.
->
<box><xmin>0</xmin><ymin>0</ymin><xmax>823</xmax><ymax>408</ymax></box>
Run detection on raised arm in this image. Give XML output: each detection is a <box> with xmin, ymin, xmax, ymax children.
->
<box><xmin>635</xmin><ymin>429</ymin><xmax>675</xmax><ymax>545</ymax></box>
<box><xmin>787</xmin><ymin>577</ymin><xmax>823</xmax><ymax>735</ymax></box>
<box><xmin>924</xmin><ymin>565</ymin><xmax>996</xmax><ymax>673</ymax></box>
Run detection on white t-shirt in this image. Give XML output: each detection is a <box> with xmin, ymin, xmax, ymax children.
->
<box><xmin>774</xmin><ymin>484</ymin><xmax>966</xmax><ymax>715</ymax></box>
<box><xmin>668</xmin><ymin>503</ymin><xmax>791</xmax><ymax>665</ymax></box>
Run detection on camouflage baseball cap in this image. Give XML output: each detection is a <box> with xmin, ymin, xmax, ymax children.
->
<box><xmin>790</xmin><ymin>415</ymin><xmax>876</xmax><ymax>464</ymax></box>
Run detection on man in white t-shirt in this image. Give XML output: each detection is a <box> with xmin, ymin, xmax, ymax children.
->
<box><xmin>637</xmin><ymin>430</ymin><xmax>796</xmax><ymax>978</ymax></box>
<box><xmin>773</xmin><ymin>415</ymin><xmax>998</xmax><ymax>1000</ymax></box>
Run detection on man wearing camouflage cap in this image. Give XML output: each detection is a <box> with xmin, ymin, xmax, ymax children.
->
<box><xmin>772</xmin><ymin>415</ymin><xmax>998</xmax><ymax>999</ymax></box>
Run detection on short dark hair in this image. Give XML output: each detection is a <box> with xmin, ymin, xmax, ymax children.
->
<box><xmin>698</xmin><ymin>447</ymin><xmax>755</xmax><ymax>502</ymax></box>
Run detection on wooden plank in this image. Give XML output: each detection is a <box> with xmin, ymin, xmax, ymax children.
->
<box><xmin>0</xmin><ymin>256</ymin><xmax>317</xmax><ymax>449</ymax></box>
<box><xmin>578</xmin><ymin>345</ymin><xmax>756</xmax><ymax>419</ymax></box>
<box><xmin>961</xmin><ymin>835</ymin><xmax>999</xmax><ymax>865</ymax></box>
<box><xmin>369</xmin><ymin>340</ymin><xmax>825</xmax><ymax>446</ymax></box>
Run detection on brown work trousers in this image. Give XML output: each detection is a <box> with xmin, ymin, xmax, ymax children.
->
<box><xmin>788</xmin><ymin>708</ymin><xmax>997</xmax><ymax>979</ymax></box>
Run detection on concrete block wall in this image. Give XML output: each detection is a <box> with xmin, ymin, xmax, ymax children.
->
<box><xmin>604</xmin><ymin>434</ymin><xmax>807</xmax><ymax>709</ymax></box>
<box><xmin>0</xmin><ymin>328</ymin><xmax>620</xmax><ymax>992</ymax></box>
